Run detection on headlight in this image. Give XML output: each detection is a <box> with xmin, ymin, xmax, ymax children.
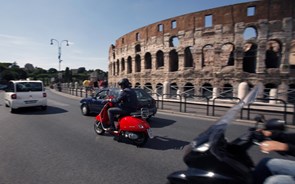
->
<box><xmin>192</xmin><ymin>142</ymin><xmax>210</xmax><ymax>152</ymax></box>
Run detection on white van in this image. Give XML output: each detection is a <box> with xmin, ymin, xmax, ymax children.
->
<box><xmin>4</xmin><ymin>80</ymin><xmax>47</xmax><ymax>113</ymax></box>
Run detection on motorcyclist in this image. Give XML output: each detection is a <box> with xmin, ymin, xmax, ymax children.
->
<box><xmin>107</xmin><ymin>78</ymin><xmax>138</xmax><ymax>132</ymax></box>
<box><xmin>254</xmin><ymin>130</ymin><xmax>295</xmax><ymax>184</ymax></box>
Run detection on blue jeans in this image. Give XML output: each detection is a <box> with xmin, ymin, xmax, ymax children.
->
<box><xmin>107</xmin><ymin>107</ymin><xmax>127</xmax><ymax>129</ymax></box>
<box><xmin>254</xmin><ymin>158</ymin><xmax>295</xmax><ymax>184</ymax></box>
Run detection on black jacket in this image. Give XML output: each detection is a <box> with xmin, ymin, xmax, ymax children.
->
<box><xmin>111</xmin><ymin>88</ymin><xmax>138</xmax><ymax>113</ymax></box>
<box><xmin>270</xmin><ymin>132</ymin><xmax>295</xmax><ymax>156</ymax></box>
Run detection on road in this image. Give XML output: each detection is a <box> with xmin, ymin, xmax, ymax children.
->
<box><xmin>0</xmin><ymin>89</ymin><xmax>294</xmax><ymax>184</ymax></box>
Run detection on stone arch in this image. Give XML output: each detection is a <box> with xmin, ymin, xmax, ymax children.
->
<box><xmin>184</xmin><ymin>47</ymin><xmax>193</xmax><ymax>68</ymax></box>
<box><xmin>243</xmin><ymin>42</ymin><xmax>257</xmax><ymax>73</ymax></box>
<box><xmin>116</xmin><ymin>60</ymin><xmax>119</xmax><ymax>75</ymax></box>
<box><xmin>169</xmin><ymin>49</ymin><xmax>179</xmax><ymax>72</ymax></box>
<box><xmin>202</xmin><ymin>44</ymin><xmax>214</xmax><ymax>67</ymax></box>
<box><xmin>184</xmin><ymin>82</ymin><xmax>195</xmax><ymax>96</ymax></box>
<box><xmin>169</xmin><ymin>36</ymin><xmax>179</xmax><ymax>47</ymax></box>
<box><xmin>145</xmin><ymin>52</ymin><xmax>152</xmax><ymax>69</ymax></box>
<box><xmin>121</xmin><ymin>58</ymin><xmax>125</xmax><ymax>72</ymax></box>
<box><xmin>171</xmin><ymin>20</ymin><xmax>177</xmax><ymax>29</ymax></box>
<box><xmin>135</xmin><ymin>82</ymin><xmax>141</xmax><ymax>88</ymax></box>
<box><xmin>221</xmin><ymin>43</ymin><xmax>235</xmax><ymax>66</ymax></box>
<box><xmin>127</xmin><ymin>56</ymin><xmax>132</xmax><ymax>74</ymax></box>
<box><xmin>221</xmin><ymin>83</ymin><xmax>233</xmax><ymax>97</ymax></box>
<box><xmin>156</xmin><ymin>50</ymin><xmax>164</xmax><ymax>69</ymax></box>
<box><xmin>156</xmin><ymin>83</ymin><xmax>163</xmax><ymax>95</ymax></box>
<box><xmin>170</xmin><ymin>82</ymin><xmax>178</xmax><ymax>97</ymax></box>
<box><xmin>144</xmin><ymin>83</ymin><xmax>153</xmax><ymax>94</ymax></box>
<box><xmin>136</xmin><ymin>32</ymin><xmax>141</xmax><ymax>41</ymax></box>
<box><xmin>135</xmin><ymin>54</ymin><xmax>141</xmax><ymax>72</ymax></box>
<box><xmin>201</xmin><ymin>83</ymin><xmax>213</xmax><ymax>98</ymax></box>
<box><xmin>243</xmin><ymin>26</ymin><xmax>257</xmax><ymax>40</ymax></box>
<box><xmin>265</xmin><ymin>39</ymin><xmax>282</xmax><ymax>68</ymax></box>
<box><xmin>135</xmin><ymin>44</ymin><xmax>141</xmax><ymax>53</ymax></box>
<box><xmin>112</xmin><ymin>62</ymin><xmax>115</xmax><ymax>76</ymax></box>
<box><xmin>288</xmin><ymin>84</ymin><xmax>295</xmax><ymax>104</ymax></box>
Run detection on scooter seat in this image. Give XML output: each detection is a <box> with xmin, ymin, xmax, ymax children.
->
<box><xmin>130</xmin><ymin>112</ymin><xmax>140</xmax><ymax>116</ymax></box>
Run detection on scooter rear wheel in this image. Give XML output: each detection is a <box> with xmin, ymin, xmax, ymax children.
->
<box><xmin>94</xmin><ymin>121</ymin><xmax>105</xmax><ymax>135</ymax></box>
<box><xmin>132</xmin><ymin>133</ymin><xmax>148</xmax><ymax>147</ymax></box>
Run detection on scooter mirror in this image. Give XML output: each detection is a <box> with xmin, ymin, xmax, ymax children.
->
<box><xmin>254</xmin><ymin>114</ymin><xmax>265</xmax><ymax>123</ymax></box>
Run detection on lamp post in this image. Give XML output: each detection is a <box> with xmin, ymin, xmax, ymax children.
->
<box><xmin>50</xmin><ymin>39</ymin><xmax>69</xmax><ymax>72</ymax></box>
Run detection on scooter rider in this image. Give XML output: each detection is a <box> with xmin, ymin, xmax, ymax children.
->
<box><xmin>254</xmin><ymin>131</ymin><xmax>295</xmax><ymax>184</ymax></box>
<box><xmin>107</xmin><ymin>78</ymin><xmax>138</xmax><ymax>132</ymax></box>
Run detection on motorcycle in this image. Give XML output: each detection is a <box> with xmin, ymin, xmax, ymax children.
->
<box><xmin>93</xmin><ymin>101</ymin><xmax>153</xmax><ymax>147</ymax></box>
<box><xmin>167</xmin><ymin>83</ymin><xmax>287</xmax><ymax>184</ymax></box>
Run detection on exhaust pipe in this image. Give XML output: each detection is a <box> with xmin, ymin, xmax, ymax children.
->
<box><xmin>125</xmin><ymin>132</ymin><xmax>139</xmax><ymax>140</ymax></box>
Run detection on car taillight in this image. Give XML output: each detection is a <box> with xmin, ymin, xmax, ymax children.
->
<box><xmin>43</xmin><ymin>93</ymin><xmax>47</xmax><ymax>97</ymax></box>
<box><xmin>11</xmin><ymin>94</ymin><xmax>17</xmax><ymax>99</ymax></box>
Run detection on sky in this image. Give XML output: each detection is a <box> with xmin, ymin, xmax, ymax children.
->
<box><xmin>0</xmin><ymin>0</ymin><xmax>254</xmax><ymax>72</ymax></box>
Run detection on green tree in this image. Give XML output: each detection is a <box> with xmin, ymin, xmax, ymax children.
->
<box><xmin>1</xmin><ymin>70</ymin><xmax>18</xmax><ymax>81</ymax></box>
<box><xmin>48</xmin><ymin>68</ymin><xmax>58</xmax><ymax>74</ymax></box>
<box><xmin>77</xmin><ymin>67</ymin><xmax>86</xmax><ymax>73</ymax></box>
<box><xmin>0</xmin><ymin>62</ymin><xmax>11</xmax><ymax>69</ymax></box>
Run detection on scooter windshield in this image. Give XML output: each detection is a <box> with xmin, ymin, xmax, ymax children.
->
<box><xmin>193</xmin><ymin>83</ymin><xmax>263</xmax><ymax>159</ymax></box>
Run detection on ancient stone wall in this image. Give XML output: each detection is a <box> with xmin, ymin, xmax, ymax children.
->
<box><xmin>108</xmin><ymin>0</ymin><xmax>295</xmax><ymax>103</ymax></box>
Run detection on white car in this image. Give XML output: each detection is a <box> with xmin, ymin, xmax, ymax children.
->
<box><xmin>4</xmin><ymin>80</ymin><xmax>47</xmax><ymax>113</ymax></box>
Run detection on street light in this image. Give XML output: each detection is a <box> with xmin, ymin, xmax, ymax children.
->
<box><xmin>50</xmin><ymin>39</ymin><xmax>69</xmax><ymax>71</ymax></box>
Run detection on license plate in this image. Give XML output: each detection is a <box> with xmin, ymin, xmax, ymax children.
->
<box><xmin>25</xmin><ymin>100</ymin><xmax>37</xmax><ymax>104</ymax></box>
<box><xmin>147</xmin><ymin>129</ymin><xmax>154</xmax><ymax>139</ymax></box>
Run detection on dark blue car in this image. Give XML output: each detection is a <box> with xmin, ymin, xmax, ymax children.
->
<box><xmin>80</xmin><ymin>88</ymin><xmax>157</xmax><ymax>118</ymax></box>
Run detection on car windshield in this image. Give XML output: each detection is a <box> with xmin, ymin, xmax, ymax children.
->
<box><xmin>108</xmin><ymin>89</ymin><xmax>121</xmax><ymax>98</ymax></box>
<box><xmin>95</xmin><ymin>88</ymin><xmax>121</xmax><ymax>99</ymax></box>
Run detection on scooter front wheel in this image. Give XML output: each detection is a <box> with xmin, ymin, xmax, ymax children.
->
<box><xmin>132</xmin><ymin>132</ymin><xmax>148</xmax><ymax>147</ymax></box>
<box><xmin>94</xmin><ymin>121</ymin><xmax>105</xmax><ymax>135</ymax></box>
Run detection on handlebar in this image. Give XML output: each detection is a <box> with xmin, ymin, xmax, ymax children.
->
<box><xmin>251</xmin><ymin>127</ymin><xmax>272</xmax><ymax>154</ymax></box>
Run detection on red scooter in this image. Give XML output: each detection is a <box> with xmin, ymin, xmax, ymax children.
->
<box><xmin>94</xmin><ymin>101</ymin><xmax>153</xmax><ymax>147</ymax></box>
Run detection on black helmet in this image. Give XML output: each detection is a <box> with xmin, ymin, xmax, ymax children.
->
<box><xmin>118</xmin><ymin>78</ymin><xmax>130</xmax><ymax>88</ymax></box>
<box><xmin>265</xmin><ymin>119</ymin><xmax>286</xmax><ymax>131</ymax></box>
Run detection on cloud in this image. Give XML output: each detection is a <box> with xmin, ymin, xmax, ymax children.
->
<box><xmin>0</xmin><ymin>34</ymin><xmax>31</xmax><ymax>47</ymax></box>
<box><xmin>0</xmin><ymin>33</ymin><xmax>44</xmax><ymax>51</ymax></box>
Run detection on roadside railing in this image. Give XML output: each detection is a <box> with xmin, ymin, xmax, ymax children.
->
<box><xmin>52</xmin><ymin>86</ymin><xmax>295</xmax><ymax>125</ymax></box>
<box><xmin>246</xmin><ymin>98</ymin><xmax>288</xmax><ymax>122</ymax></box>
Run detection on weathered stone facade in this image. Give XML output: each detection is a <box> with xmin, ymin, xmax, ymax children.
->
<box><xmin>108</xmin><ymin>0</ymin><xmax>295</xmax><ymax>103</ymax></box>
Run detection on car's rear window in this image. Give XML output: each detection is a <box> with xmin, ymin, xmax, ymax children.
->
<box><xmin>16</xmin><ymin>82</ymin><xmax>43</xmax><ymax>92</ymax></box>
<box><xmin>134</xmin><ymin>89</ymin><xmax>152</xmax><ymax>99</ymax></box>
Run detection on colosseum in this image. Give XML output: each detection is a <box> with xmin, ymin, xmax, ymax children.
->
<box><xmin>108</xmin><ymin>0</ymin><xmax>295</xmax><ymax>104</ymax></box>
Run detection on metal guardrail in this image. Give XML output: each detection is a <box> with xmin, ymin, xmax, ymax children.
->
<box><xmin>54</xmin><ymin>87</ymin><xmax>295</xmax><ymax>125</ymax></box>
<box><xmin>247</xmin><ymin>98</ymin><xmax>288</xmax><ymax>122</ymax></box>
<box><xmin>183</xmin><ymin>95</ymin><xmax>210</xmax><ymax>116</ymax></box>
<box><xmin>212</xmin><ymin>97</ymin><xmax>242</xmax><ymax>117</ymax></box>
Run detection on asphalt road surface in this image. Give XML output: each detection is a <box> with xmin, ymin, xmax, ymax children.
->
<box><xmin>0</xmin><ymin>89</ymin><xmax>294</xmax><ymax>184</ymax></box>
